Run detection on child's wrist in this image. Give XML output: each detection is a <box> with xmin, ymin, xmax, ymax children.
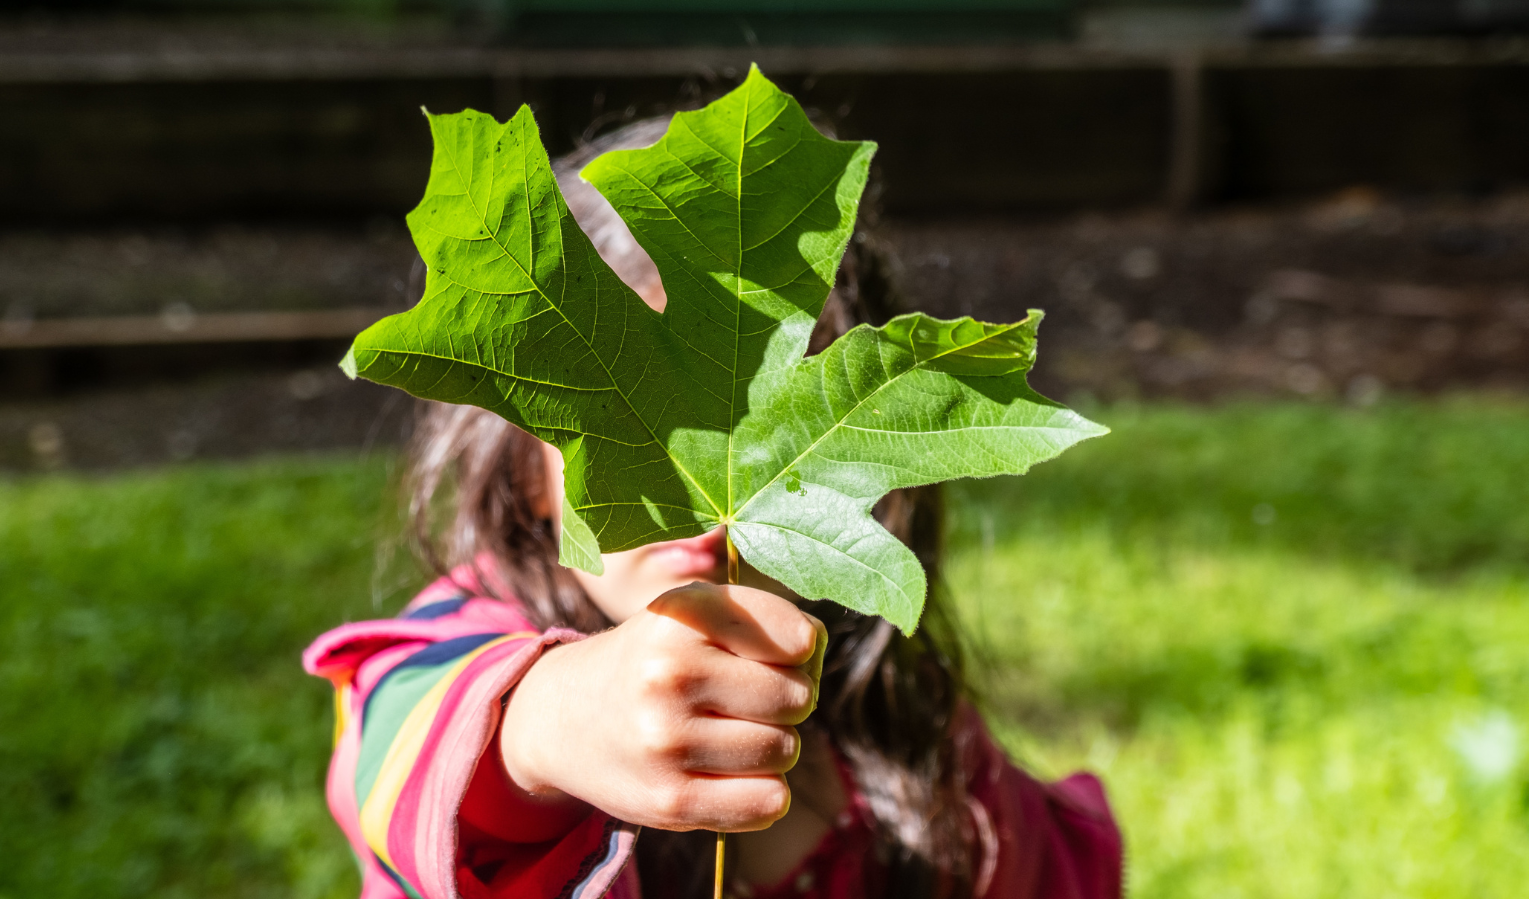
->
<box><xmin>466</xmin><ymin>698</ymin><xmax>590</xmax><ymax>842</ymax></box>
<box><xmin>498</xmin><ymin>642</ymin><xmax>578</xmax><ymax>802</ymax></box>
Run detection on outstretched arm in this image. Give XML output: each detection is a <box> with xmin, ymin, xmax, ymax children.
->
<box><xmin>306</xmin><ymin>578</ymin><xmax>824</xmax><ymax>899</ymax></box>
<box><xmin>305</xmin><ymin>587</ymin><xmax>630</xmax><ymax>899</ymax></box>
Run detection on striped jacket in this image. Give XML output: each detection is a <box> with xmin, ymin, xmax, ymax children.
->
<box><xmin>304</xmin><ymin>570</ymin><xmax>1123</xmax><ymax>899</ymax></box>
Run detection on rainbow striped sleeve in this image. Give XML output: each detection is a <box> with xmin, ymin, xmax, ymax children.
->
<box><xmin>305</xmin><ymin>581</ymin><xmax>640</xmax><ymax>899</ymax></box>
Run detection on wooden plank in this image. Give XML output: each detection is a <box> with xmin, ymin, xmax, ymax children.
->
<box><xmin>0</xmin><ymin>44</ymin><xmax>1169</xmax><ymax>86</ymax></box>
<box><xmin>1166</xmin><ymin>51</ymin><xmax>1204</xmax><ymax>208</ymax></box>
<box><xmin>5</xmin><ymin>39</ymin><xmax>1529</xmax><ymax>87</ymax></box>
<box><xmin>0</xmin><ymin>308</ymin><xmax>390</xmax><ymax>349</ymax></box>
<box><xmin>6</xmin><ymin>34</ymin><xmax>1529</xmax><ymax>220</ymax></box>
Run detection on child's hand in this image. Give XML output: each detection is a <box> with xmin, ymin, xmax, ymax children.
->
<box><xmin>498</xmin><ymin>583</ymin><xmax>828</xmax><ymax>832</ymax></box>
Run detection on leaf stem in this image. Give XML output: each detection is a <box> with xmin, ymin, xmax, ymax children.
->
<box><xmin>726</xmin><ymin>526</ymin><xmax>740</xmax><ymax>588</ymax></box>
<box><xmin>714</xmin><ymin>829</ymin><xmax>727</xmax><ymax>899</ymax></box>
<box><xmin>717</xmin><ymin>525</ymin><xmax>739</xmax><ymax>899</ymax></box>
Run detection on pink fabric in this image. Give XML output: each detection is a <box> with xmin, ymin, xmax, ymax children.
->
<box><xmin>713</xmin><ymin>708</ymin><xmax>1122</xmax><ymax>899</ymax></box>
<box><xmin>304</xmin><ymin>575</ymin><xmax>635</xmax><ymax>899</ymax></box>
<box><xmin>306</xmin><ymin>572</ymin><xmax>1122</xmax><ymax>899</ymax></box>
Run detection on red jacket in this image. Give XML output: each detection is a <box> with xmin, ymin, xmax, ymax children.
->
<box><xmin>304</xmin><ymin>570</ymin><xmax>1123</xmax><ymax>899</ymax></box>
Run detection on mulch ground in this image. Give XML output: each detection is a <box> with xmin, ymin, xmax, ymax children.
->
<box><xmin>3</xmin><ymin>188</ymin><xmax>1526</xmax><ymax>471</ymax></box>
<box><xmin>890</xmin><ymin>188</ymin><xmax>1529</xmax><ymax>404</ymax></box>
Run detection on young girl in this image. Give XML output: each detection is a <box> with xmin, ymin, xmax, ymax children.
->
<box><xmin>305</xmin><ymin>119</ymin><xmax>1122</xmax><ymax>899</ymax></box>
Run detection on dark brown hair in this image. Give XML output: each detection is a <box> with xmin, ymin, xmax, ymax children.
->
<box><xmin>404</xmin><ymin>118</ymin><xmax>974</xmax><ymax>899</ymax></box>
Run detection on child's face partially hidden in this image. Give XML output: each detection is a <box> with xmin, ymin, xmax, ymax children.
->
<box><xmin>538</xmin><ymin>441</ymin><xmax>734</xmax><ymax>623</ymax></box>
<box><xmin>533</xmin><ymin>254</ymin><xmax>791</xmax><ymax>622</ymax></box>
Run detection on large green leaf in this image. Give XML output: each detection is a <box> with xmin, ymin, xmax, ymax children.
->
<box><xmin>342</xmin><ymin>65</ymin><xmax>1106</xmax><ymax>632</ymax></box>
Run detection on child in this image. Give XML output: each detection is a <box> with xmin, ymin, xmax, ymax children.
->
<box><xmin>305</xmin><ymin>119</ymin><xmax>1122</xmax><ymax>899</ymax></box>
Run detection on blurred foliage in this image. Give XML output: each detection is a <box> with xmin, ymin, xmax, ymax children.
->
<box><xmin>1</xmin><ymin>397</ymin><xmax>1527</xmax><ymax>897</ymax></box>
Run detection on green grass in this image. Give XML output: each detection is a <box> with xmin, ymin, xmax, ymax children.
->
<box><xmin>3</xmin><ymin>397</ymin><xmax>1528</xmax><ymax>898</ymax></box>
<box><xmin>946</xmin><ymin>397</ymin><xmax>1529</xmax><ymax>898</ymax></box>
<box><xmin>0</xmin><ymin>458</ymin><xmax>406</xmax><ymax>899</ymax></box>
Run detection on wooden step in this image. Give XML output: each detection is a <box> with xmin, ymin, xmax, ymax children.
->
<box><xmin>0</xmin><ymin>308</ymin><xmax>390</xmax><ymax>349</ymax></box>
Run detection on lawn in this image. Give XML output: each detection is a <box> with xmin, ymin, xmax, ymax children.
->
<box><xmin>0</xmin><ymin>458</ymin><xmax>392</xmax><ymax>899</ymax></box>
<box><xmin>945</xmin><ymin>398</ymin><xmax>1529</xmax><ymax>898</ymax></box>
<box><xmin>2</xmin><ymin>398</ymin><xmax>1527</xmax><ymax>898</ymax></box>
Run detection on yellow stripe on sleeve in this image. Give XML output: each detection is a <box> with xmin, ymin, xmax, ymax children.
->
<box><xmin>358</xmin><ymin>632</ymin><xmax>536</xmax><ymax>869</ymax></box>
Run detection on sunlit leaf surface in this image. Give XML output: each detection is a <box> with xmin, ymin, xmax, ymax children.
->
<box><xmin>343</xmin><ymin>66</ymin><xmax>1105</xmax><ymax>631</ymax></box>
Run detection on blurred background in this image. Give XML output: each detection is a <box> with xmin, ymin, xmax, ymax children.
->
<box><xmin>2</xmin><ymin>0</ymin><xmax>1527</xmax><ymax>896</ymax></box>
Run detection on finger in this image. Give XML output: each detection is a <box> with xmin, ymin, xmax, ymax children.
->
<box><xmin>800</xmin><ymin>610</ymin><xmax>828</xmax><ymax>696</ymax></box>
<box><xmin>687</xmin><ymin>651</ymin><xmax>817</xmax><ymax>725</ymax></box>
<box><xmin>657</xmin><ymin>774</ymin><xmax>793</xmax><ymax>833</ymax></box>
<box><xmin>674</xmin><ymin>718</ymin><xmax>800</xmax><ymax>776</ymax></box>
<box><xmin>649</xmin><ymin>584</ymin><xmax>821</xmax><ymax>667</ymax></box>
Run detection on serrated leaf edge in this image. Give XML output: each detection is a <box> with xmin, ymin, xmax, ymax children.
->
<box><xmin>731</xmin><ymin>310</ymin><xmax>1043</xmax><ymax>522</ymax></box>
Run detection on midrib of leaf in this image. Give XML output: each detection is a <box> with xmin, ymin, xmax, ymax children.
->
<box><xmin>727</xmin><ymin>81</ymin><xmax>749</xmax><ymax>520</ymax></box>
<box><xmin>732</xmin><ymin>319</ymin><xmax>1030</xmax><ymax>520</ymax></box>
<box><xmin>438</xmin><ymin>118</ymin><xmax>724</xmax><ymax>518</ymax></box>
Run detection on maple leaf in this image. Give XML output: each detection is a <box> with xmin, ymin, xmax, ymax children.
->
<box><xmin>342</xmin><ymin>66</ymin><xmax>1106</xmax><ymax>633</ymax></box>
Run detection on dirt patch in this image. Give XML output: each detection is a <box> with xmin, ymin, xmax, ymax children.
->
<box><xmin>889</xmin><ymin>189</ymin><xmax>1529</xmax><ymax>402</ymax></box>
<box><xmin>0</xmin><ymin>222</ymin><xmax>416</xmax><ymax>322</ymax></box>
<box><xmin>4</xmin><ymin>190</ymin><xmax>1527</xmax><ymax>470</ymax></box>
<box><xmin>0</xmin><ymin>368</ymin><xmax>411</xmax><ymax>473</ymax></box>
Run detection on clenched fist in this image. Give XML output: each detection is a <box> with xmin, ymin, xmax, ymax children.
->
<box><xmin>498</xmin><ymin>583</ymin><xmax>828</xmax><ymax>832</ymax></box>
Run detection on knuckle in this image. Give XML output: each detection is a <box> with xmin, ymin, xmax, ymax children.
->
<box><xmin>784</xmin><ymin>615</ymin><xmax>819</xmax><ymax>661</ymax></box>
<box><xmin>633</xmin><ymin>711</ymin><xmax>686</xmax><ymax>762</ymax></box>
<box><xmin>645</xmin><ymin>589</ymin><xmax>683</xmax><ymax>617</ymax></box>
<box><xmin>752</xmin><ymin>778</ymin><xmax>792</xmax><ymax>822</ymax></box>
<box><xmin>650</xmin><ymin>583</ymin><xmax>708</xmax><ymax>614</ymax></box>
<box><xmin>781</xmin><ymin>674</ymin><xmax>815</xmax><ymax>717</ymax></box>
<box><xmin>651</xmin><ymin>780</ymin><xmax>695</xmax><ymax>823</ymax></box>
<box><xmin>780</xmin><ymin>725</ymin><xmax>801</xmax><ymax>756</ymax></box>
<box><xmin>637</xmin><ymin>655</ymin><xmax>693</xmax><ymax>698</ymax></box>
<box><xmin>765</xmin><ymin>726</ymin><xmax>800</xmax><ymax>768</ymax></box>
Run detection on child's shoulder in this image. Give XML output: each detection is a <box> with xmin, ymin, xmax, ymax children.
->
<box><xmin>397</xmin><ymin>569</ymin><xmax>538</xmax><ymax>631</ymax></box>
<box><xmin>952</xmin><ymin>705</ymin><xmax>1123</xmax><ymax>899</ymax></box>
<box><xmin>303</xmin><ymin>566</ymin><xmax>540</xmax><ymax>685</ymax></box>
